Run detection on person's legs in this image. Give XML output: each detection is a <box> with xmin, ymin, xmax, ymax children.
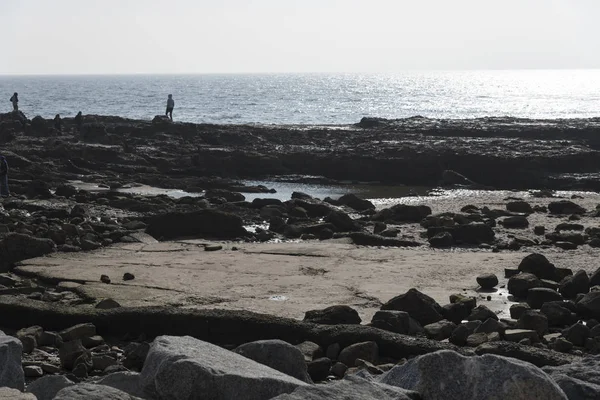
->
<box><xmin>0</xmin><ymin>175</ymin><xmax>8</xmax><ymax>197</ymax></box>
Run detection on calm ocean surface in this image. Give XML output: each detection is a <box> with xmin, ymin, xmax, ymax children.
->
<box><xmin>1</xmin><ymin>70</ymin><xmax>599</xmax><ymax>125</ymax></box>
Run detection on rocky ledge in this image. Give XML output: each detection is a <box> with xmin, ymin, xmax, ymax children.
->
<box><xmin>3</xmin><ymin>112</ymin><xmax>600</xmax><ymax>190</ymax></box>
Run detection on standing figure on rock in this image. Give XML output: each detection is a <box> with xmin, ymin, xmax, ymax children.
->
<box><xmin>9</xmin><ymin>92</ymin><xmax>18</xmax><ymax>112</ymax></box>
<box><xmin>0</xmin><ymin>155</ymin><xmax>9</xmax><ymax>198</ymax></box>
<box><xmin>74</xmin><ymin>111</ymin><xmax>83</xmax><ymax>133</ymax></box>
<box><xmin>166</xmin><ymin>94</ymin><xmax>175</xmax><ymax>121</ymax></box>
<box><xmin>54</xmin><ymin>114</ymin><xmax>62</xmax><ymax>133</ymax></box>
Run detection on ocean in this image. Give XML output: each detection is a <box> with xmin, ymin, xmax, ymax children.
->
<box><xmin>1</xmin><ymin>70</ymin><xmax>599</xmax><ymax>125</ymax></box>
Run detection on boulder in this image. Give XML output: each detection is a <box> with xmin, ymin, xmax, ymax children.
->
<box><xmin>559</xmin><ymin>270</ymin><xmax>590</xmax><ymax>299</ymax></box>
<box><xmin>270</xmin><ymin>375</ymin><xmax>418</xmax><ymax>400</ymax></box>
<box><xmin>373</xmin><ymin>204</ymin><xmax>432</xmax><ymax>223</ymax></box>
<box><xmin>0</xmin><ymin>388</ymin><xmax>36</xmax><ymax>400</ymax></box>
<box><xmin>541</xmin><ymin>302</ymin><xmax>578</xmax><ymax>327</ymax></box>
<box><xmin>324</xmin><ymin>210</ymin><xmax>360</xmax><ymax>232</ymax></box>
<box><xmin>337</xmin><ymin>194</ymin><xmax>375</xmax><ymax>211</ymax></box>
<box><xmin>517</xmin><ymin>310</ymin><xmax>549</xmax><ymax>336</ymax></box>
<box><xmin>338</xmin><ymin>341</ymin><xmax>378</xmax><ymax>367</ymax></box>
<box><xmin>379</xmin><ymin>350</ymin><xmax>567</xmax><ymax>400</ymax></box>
<box><xmin>527</xmin><ymin>287</ymin><xmax>564</xmax><ymax>309</ymax></box>
<box><xmin>53</xmin><ymin>383</ymin><xmax>142</xmax><ymax>399</ymax></box>
<box><xmin>477</xmin><ymin>273</ymin><xmax>499</xmax><ymax>289</ymax></box>
<box><xmin>551</xmin><ymin>374</ymin><xmax>600</xmax><ymax>400</ymax></box>
<box><xmin>123</xmin><ymin>342</ymin><xmax>150</xmax><ymax>371</ymax></box>
<box><xmin>518</xmin><ymin>253</ymin><xmax>558</xmax><ymax>281</ymax></box>
<box><xmin>303</xmin><ymin>305</ymin><xmax>361</xmax><ymax>325</ymax></box>
<box><xmin>294</xmin><ymin>341</ymin><xmax>323</xmax><ymax>362</ymax></box>
<box><xmin>476</xmin><ymin>341</ymin><xmax>578</xmax><ymax>367</ymax></box>
<box><xmin>590</xmin><ymin>266</ymin><xmax>600</xmax><ymax>287</ymax></box>
<box><xmin>509</xmin><ymin>273</ymin><xmax>542</xmax><ymax>298</ymax></box>
<box><xmin>424</xmin><ymin>320</ymin><xmax>457</xmax><ymax>340</ymax></box>
<box><xmin>139</xmin><ymin>336</ymin><xmax>307</xmax><ymax>400</ymax></box>
<box><xmin>381</xmin><ymin>288</ymin><xmax>444</xmax><ymax>326</ymax></box>
<box><xmin>467</xmin><ymin>305</ymin><xmax>498</xmax><ymax>321</ymax></box>
<box><xmin>146</xmin><ymin>210</ymin><xmax>248</xmax><ymax>240</ymax></box>
<box><xmin>306</xmin><ymin>357</ymin><xmax>331</xmax><ymax>382</ymax></box>
<box><xmin>234</xmin><ymin>340</ymin><xmax>312</xmax><ymax>383</ymax></box>
<box><xmin>59</xmin><ymin>323</ymin><xmax>97</xmax><ymax>341</ymax></box>
<box><xmin>428</xmin><ymin>231</ymin><xmax>453</xmax><ymax>248</ymax></box>
<box><xmin>25</xmin><ymin>375</ymin><xmax>74</xmax><ymax>400</ymax></box>
<box><xmin>543</xmin><ymin>355</ymin><xmax>600</xmax><ymax>386</ymax></box>
<box><xmin>576</xmin><ymin>292</ymin><xmax>600</xmax><ymax>319</ymax></box>
<box><xmin>510</xmin><ymin>303</ymin><xmax>531</xmax><ymax>320</ymax></box>
<box><xmin>0</xmin><ymin>233</ymin><xmax>55</xmax><ymax>271</ymax></box>
<box><xmin>205</xmin><ymin>189</ymin><xmax>245</xmax><ymax>202</ymax></box>
<box><xmin>507</xmin><ymin>201</ymin><xmax>533</xmax><ymax>214</ymax></box>
<box><xmin>548</xmin><ymin>200</ymin><xmax>586</xmax><ymax>215</ymax></box>
<box><xmin>370</xmin><ymin>310</ymin><xmax>423</xmax><ymax>335</ymax></box>
<box><xmin>562</xmin><ymin>323</ymin><xmax>590</xmax><ymax>347</ymax></box>
<box><xmin>501</xmin><ymin>216</ymin><xmax>530</xmax><ymax>229</ymax></box>
<box><xmin>95</xmin><ymin>372</ymin><xmax>144</xmax><ymax>398</ymax></box>
<box><xmin>0</xmin><ymin>335</ymin><xmax>25</xmax><ymax>390</ymax></box>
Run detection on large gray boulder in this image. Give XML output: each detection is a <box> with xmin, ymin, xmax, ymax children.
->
<box><xmin>543</xmin><ymin>355</ymin><xmax>600</xmax><ymax>386</ymax></box>
<box><xmin>0</xmin><ymin>335</ymin><xmax>25</xmax><ymax>390</ymax></box>
<box><xmin>551</xmin><ymin>374</ymin><xmax>600</xmax><ymax>400</ymax></box>
<box><xmin>234</xmin><ymin>340</ymin><xmax>312</xmax><ymax>383</ymax></box>
<box><xmin>0</xmin><ymin>388</ymin><xmax>36</xmax><ymax>400</ymax></box>
<box><xmin>95</xmin><ymin>372</ymin><xmax>144</xmax><ymax>398</ymax></box>
<box><xmin>271</xmin><ymin>375</ymin><xmax>419</xmax><ymax>400</ymax></box>
<box><xmin>54</xmin><ymin>383</ymin><xmax>143</xmax><ymax>399</ymax></box>
<box><xmin>140</xmin><ymin>336</ymin><xmax>308</xmax><ymax>400</ymax></box>
<box><xmin>378</xmin><ymin>350</ymin><xmax>567</xmax><ymax>400</ymax></box>
<box><xmin>26</xmin><ymin>375</ymin><xmax>74</xmax><ymax>400</ymax></box>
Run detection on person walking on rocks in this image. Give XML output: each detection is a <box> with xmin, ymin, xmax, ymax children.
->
<box><xmin>0</xmin><ymin>155</ymin><xmax>9</xmax><ymax>198</ymax></box>
<box><xmin>9</xmin><ymin>93</ymin><xmax>18</xmax><ymax>112</ymax></box>
<box><xmin>54</xmin><ymin>114</ymin><xmax>62</xmax><ymax>133</ymax></box>
<box><xmin>166</xmin><ymin>94</ymin><xmax>175</xmax><ymax>121</ymax></box>
<box><xmin>74</xmin><ymin>111</ymin><xmax>83</xmax><ymax>133</ymax></box>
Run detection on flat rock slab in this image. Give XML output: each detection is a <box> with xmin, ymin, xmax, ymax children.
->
<box><xmin>16</xmin><ymin>240</ymin><xmax>535</xmax><ymax>320</ymax></box>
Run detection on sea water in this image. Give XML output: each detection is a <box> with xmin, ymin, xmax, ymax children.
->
<box><xmin>1</xmin><ymin>70</ymin><xmax>599</xmax><ymax>125</ymax></box>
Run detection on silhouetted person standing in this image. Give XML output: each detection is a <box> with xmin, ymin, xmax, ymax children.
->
<box><xmin>74</xmin><ymin>111</ymin><xmax>83</xmax><ymax>132</ymax></box>
<box><xmin>9</xmin><ymin>93</ymin><xmax>18</xmax><ymax>112</ymax></box>
<box><xmin>166</xmin><ymin>94</ymin><xmax>174</xmax><ymax>121</ymax></box>
<box><xmin>54</xmin><ymin>114</ymin><xmax>62</xmax><ymax>133</ymax></box>
<box><xmin>0</xmin><ymin>155</ymin><xmax>9</xmax><ymax>198</ymax></box>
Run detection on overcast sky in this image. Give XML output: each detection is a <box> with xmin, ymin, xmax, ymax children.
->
<box><xmin>1</xmin><ymin>0</ymin><xmax>599</xmax><ymax>74</ymax></box>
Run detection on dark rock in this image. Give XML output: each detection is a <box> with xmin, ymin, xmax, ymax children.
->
<box><xmin>0</xmin><ymin>233</ymin><xmax>55</xmax><ymax>271</ymax></box>
<box><xmin>510</xmin><ymin>303</ymin><xmax>531</xmax><ymax>320</ymax></box>
<box><xmin>453</xmin><ymin>223</ymin><xmax>495</xmax><ymax>244</ymax></box>
<box><xmin>551</xmin><ymin>374</ymin><xmax>600</xmax><ymax>400</ymax></box>
<box><xmin>234</xmin><ymin>339</ymin><xmax>312</xmax><ymax>383</ymax></box>
<box><xmin>543</xmin><ymin>355</ymin><xmax>600</xmax><ymax>387</ymax></box>
<box><xmin>555</xmin><ymin>241</ymin><xmax>578</xmax><ymax>250</ymax></box>
<box><xmin>424</xmin><ymin>320</ymin><xmax>457</xmax><ymax>340</ymax></box>
<box><xmin>507</xmin><ymin>201</ymin><xmax>533</xmax><ymax>214</ymax></box>
<box><xmin>518</xmin><ymin>253</ymin><xmax>557</xmax><ymax>280</ymax></box>
<box><xmin>477</xmin><ymin>274</ymin><xmax>499</xmax><ymax>289</ymax></box>
<box><xmin>548</xmin><ymin>200</ymin><xmax>586</xmax><ymax>215</ymax></box>
<box><xmin>123</xmin><ymin>342</ymin><xmax>150</xmax><ymax>371</ymax></box>
<box><xmin>306</xmin><ymin>357</ymin><xmax>331</xmax><ymax>382</ymax></box>
<box><xmin>372</xmin><ymin>204</ymin><xmax>432</xmax><ymax>223</ymax></box>
<box><xmin>123</xmin><ymin>273</ymin><xmax>135</xmax><ymax>281</ymax></box>
<box><xmin>474</xmin><ymin>318</ymin><xmax>505</xmax><ymax>335</ymax></box>
<box><xmin>560</xmin><ymin>270</ymin><xmax>590</xmax><ymax>299</ymax></box>
<box><xmin>60</xmin><ymin>323</ymin><xmax>96</xmax><ymax>342</ymax></box>
<box><xmin>146</xmin><ymin>210</ymin><xmax>248</xmax><ymax>240</ymax></box>
<box><xmin>442</xmin><ymin>302</ymin><xmax>472</xmax><ymax>324</ymax></box>
<box><xmin>370</xmin><ymin>310</ymin><xmax>423</xmax><ymax>335</ymax></box>
<box><xmin>304</xmin><ymin>305</ymin><xmax>361</xmax><ymax>325</ymax></box>
<box><xmin>337</xmin><ymin>194</ymin><xmax>375</xmax><ymax>211</ymax></box>
<box><xmin>476</xmin><ymin>341</ymin><xmax>578</xmax><ymax>367</ymax></box>
<box><xmin>541</xmin><ymin>302</ymin><xmax>578</xmax><ymax>327</ymax></box>
<box><xmin>428</xmin><ymin>231</ymin><xmax>453</xmax><ymax>248</ymax></box>
<box><xmin>294</xmin><ymin>341</ymin><xmax>323</xmax><ymax>362</ymax></box>
<box><xmin>534</xmin><ymin>226</ymin><xmax>546</xmax><ymax>235</ymax></box>
<box><xmin>95</xmin><ymin>298</ymin><xmax>121</xmax><ymax>309</ymax></box>
<box><xmin>501</xmin><ymin>216</ymin><xmax>529</xmax><ymax>229</ymax></box>
<box><xmin>576</xmin><ymin>292</ymin><xmax>600</xmax><ymax>319</ymax></box>
<box><xmin>381</xmin><ymin>288</ymin><xmax>444</xmax><ymax>326</ymax></box>
<box><xmin>552</xmin><ymin>338</ymin><xmax>574</xmax><ymax>353</ymax></box>
<box><xmin>508</xmin><ymin>273</ymin><xmax>542</xmax><ymax>298</ymax></box>
<box><xmin>59</xmin><ymin>340</ymin><xmax>87</xmax><ymax>370</ymax></box>
<box><xmin>338</xmin><ymin>341</ymin><xmax>378</xmax><ymax>367</ymax></box>
<box><xmin>324</xmin><ymin>210</ymin><xmax>360</xmax><ymax>232</ymax></box>
<box><xmin>467</xmin><ymin>305</ymin><xmax>498</xmax><ymax>321</ymax></box>
<box><xmin>100</xmin><ymin>274</ymin><xmax>111</xmax><ymax>284</ymax></box>
<box><xmin>466</xmin><ymin>332</ymin><xmax>489</xmax><ymax>347</ymax></box>
<box><xmin>517</xmin><ymin>310</ymin><xmax>549</xmax><ymax>336</ymax></box>
<box><xmin>527</xmin><ymin>287</ymin><xmax>563</xmax><ymax>309</ymax></box>
<box><xmin>504</xmin><ymin>329</ymin><xmax>539</xmax><ymax>343</ymax></box>
<box><xmin>563</xmin><ymin>323</ymin><xmax>590</xmax><ymax>347</ymax></box>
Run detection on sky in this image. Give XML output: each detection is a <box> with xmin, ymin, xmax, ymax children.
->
<box><xmin>1</xmin><ymin>0</ymin><xmax>599</xmax><ymax>74</ymax></box>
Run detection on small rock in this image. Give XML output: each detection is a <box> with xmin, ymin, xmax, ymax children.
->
<box><xmin>504</xmin><ymin>329</ymin><xmax>539</xmax><ymax>343</ymax></box>
<box><xmin>92</xmin><ymin>355</ymin><xmax>117</xmax><ymax>371</ymax></box>
<box><xmin>330</xmin><ymin>362</ymin><xmax>348</xmax><ymax>378</ymax></box>
<box><xmin>466</xmin><ymin>332</ymin><xmax>489</xmax><ymax>347</ymax></box>
<box><xmin>338</xmin><ymin>341</ymin><xmax>378</xmax><ymax>367</ymax></box>
<box><xmin>123</xmin><ymin>272</ymin><xmax>135</xmax><ymax>281</ymax></box>
<box><xmin>326</xmin><ymin>343</ymin><xmax>341</xmax><ymax>360</ymax></box>
<box><xmin>95</xmin><ymin>298</ymin><xmax>121</xmax><ymax>309</ymax></box>
<box><xmin>510</xmin><ymin>303</ymin><xmax>531</xmax><ymax>320</ymax></box>
<box><xmin>527</xmin><ymin>287</ymin><xmax>563</xmax><ymax>309</ymax></box>
<box><xmin>100</xmin><ymin>275</ymin><xmax>111</xmax><ymax>284</ymax></box>
<box><xmin>205</xmin><ymin>244</ymin><xmax>223</xmax><ymax>251</ymax></box>
<box><xmin>307</xmin><ymin>357</ymin><xmax>331</xmax><ymax>382</ymax></box>
<box><xmin>60</xmin><ymin>323</ymin><xmax>96</xmax><ymax>342</ymax></box>
<box><xmin>552</xmin><ymin>338</ymin><xmax>574</xmax><ymax>353</ymax></box>
<box><xmin>467</xmin><ymin>305</ymin><xmax>498</xmax><ymax>321</ymax></box>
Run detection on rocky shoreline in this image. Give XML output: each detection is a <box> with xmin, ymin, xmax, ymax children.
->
<box><xmin>1</xmin><ymin>111</ymin><xmax>600</xmax><ymax>398</ymax></box>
